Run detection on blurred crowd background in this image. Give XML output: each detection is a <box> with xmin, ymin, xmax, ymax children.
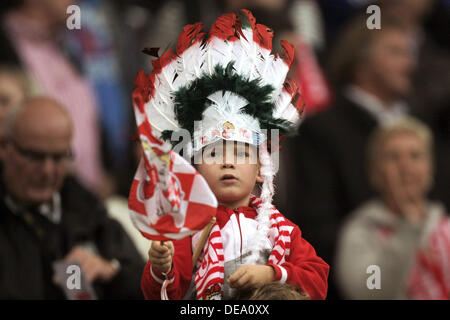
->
<box><xmin>0</xmin><ymin>0</ymin><xmax>449</xmax><ymax>300</ymax></box>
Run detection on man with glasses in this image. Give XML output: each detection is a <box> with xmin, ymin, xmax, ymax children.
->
<box><xmin>0</xmin><ymin>96</ymin><xmax>144</xmax><ymax>299</ymax></box>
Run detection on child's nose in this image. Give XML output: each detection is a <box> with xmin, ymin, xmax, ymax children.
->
<box><xmin>222</xmin><ymin>161</ymin><xmax>235</xmax><ymax>169</ymax></box>
<box><xmin>221</xmin><ymin>155</ymin><xmax>235</xmax><ymax>168</ymax></box>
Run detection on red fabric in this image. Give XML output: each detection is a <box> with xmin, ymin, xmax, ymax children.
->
<box><xmin>132</xmin><ymin>70</ymin><xmax>151</xmax><ymax>112</ymax></box>
<box><xmin>141</xmin><ymin>236</ymin><xmax>193</xmax><ymax>300</ymax></box>
<box><xmin>193</xmin><ymin>224</ymin><xmax>225</xmax><ymax>299</ymax></box>
<box><xmin>141</xmin><ymin>204</ymin><xmax>329</xmax><ymax>300</ymax></box>
<box><xmin>294</xmin><ymin>38</ymin><xmax>332</xmax><ymax>115</ymax></box>
<box><xmin>406</xmin><ymin>217</ymin><xmax>450</xmax><ymax>299</ymax></box>
<box><xmin>128</xmin><ymin>117</ymin><xmax>217</xmax><ymax>241</ymax></box>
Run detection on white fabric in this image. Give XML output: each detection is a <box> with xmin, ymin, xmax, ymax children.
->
<box><xmin>345</xmin><ymin>85</ymin><xmax>408</xmax><ymax>125</ymax></box>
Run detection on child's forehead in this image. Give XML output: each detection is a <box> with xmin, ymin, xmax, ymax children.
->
<box><xmin>204</xmin><ymin>140</ymin><xmax>257</xmax><ymax>151</ymax></box>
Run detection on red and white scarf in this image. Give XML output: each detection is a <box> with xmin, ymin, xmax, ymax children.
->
<box><xmin>407</xmin><ymin>216</ymin><xmax>450</xmax><ymax>299</ymax></box>
<box><xmin>191</xmin><ymin>196</ymin><xmax>292</xmax><ymax>300</ymax></box>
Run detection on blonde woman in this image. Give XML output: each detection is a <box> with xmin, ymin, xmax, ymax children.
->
<box><xmin>336</xmin><ymin>117</ymin><xmax>450</xmax><ymax>299</ymax></box>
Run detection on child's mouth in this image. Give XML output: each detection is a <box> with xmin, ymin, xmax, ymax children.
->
<box><xmin>221</xmin><ymin>174</ymin><xmax>238</xmax><ymax>182</ymax></box>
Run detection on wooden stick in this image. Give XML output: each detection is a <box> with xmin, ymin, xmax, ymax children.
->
<box><xmin>192</xmin><ymin>217</ymin><xmax>217</xmax><ymax>268</ymax></box>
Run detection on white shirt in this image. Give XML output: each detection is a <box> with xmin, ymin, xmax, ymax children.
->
<box><xmin>345</xmin><ymin>85</ymin><xmax>408</xmax><ymax>125</ymax></box>
<box><xmin>5</xmin><ymin>193</ymin><xmax>62</xmax><ymax>224</ymax></box>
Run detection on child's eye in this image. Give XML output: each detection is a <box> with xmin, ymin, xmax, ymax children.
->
<box><xmin>237</xmin><ymin>151</ymin><xmax>249</xmax><ymax>158</ymax></box>
<box><xmin>204</xmin><ymin>149</ymin><xmax>221</xmax><ymax>158</ymax></box>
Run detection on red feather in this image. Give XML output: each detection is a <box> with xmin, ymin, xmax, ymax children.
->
<box><xmin>208</xmin><ymin>13</ymin><xmax>240</xmax><ymax>42</ymax></box>
<box><xmin>254</xmin><ymin>24</ymin><xmax>273</xmax><ymax>51</ymax></box>
<box><xmin>151</xmin><ymin>48</ymin><xmax>176</xmax><ymax>75</ymax></box>
<box><xmin>284</xmin><ymin>79</ymin><xmax>305</xmax><ymax>115</ymax></box>
<box><xmin>240</xmin><ymin>9</ymin><xmax>256</xmax><ymax>29</ymax></box>
<box><xmin>176</xmin><ymin>22</ymin><xmax>205</xmax><ymax>55</ymax></box>
<box><xmin>280</xmin><ymin>40</ymin><xmax>295</xmax><ymax>67</ymax></box>
<box><xmin>240</xmin><ymin>9</ymin><xmax>272</xmax><ymax>51</ymax></box>
<box><xmin>133</xmin><ymin>70</ymin><xmax>153</xmax><ymax>112</ymax></box>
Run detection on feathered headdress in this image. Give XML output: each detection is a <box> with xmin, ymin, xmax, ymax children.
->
<box><xmin>133</xmin><ymin>9</ymin><xmax>304</xmax><ymax>153</ymax></box>
<box><xmin>131</xmin><ymin>9</ymin><xmax>304</xmax><ymax>264</ymax></box>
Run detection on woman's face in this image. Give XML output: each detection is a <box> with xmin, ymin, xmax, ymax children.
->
<box><xmin>371</xmin><ymin>132</ymin><xmax>432</xmax><ymax>201</ymax></box>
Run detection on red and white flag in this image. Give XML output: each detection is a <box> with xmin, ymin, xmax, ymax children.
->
<box><xmin>128</xmin><ymin>120</ymin><xmax>217</xmax><ymax>241</ymax></box>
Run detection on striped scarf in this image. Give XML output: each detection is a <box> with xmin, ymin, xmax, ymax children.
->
<box><xmin>407</xmin><ymin>216</ymin><xmax>450</xmax><ymax>299</ymax></box>
<box><xmin>191</xmin><ymin>196</ymin><xmax>292</xmax><ymax>300</ymax></box>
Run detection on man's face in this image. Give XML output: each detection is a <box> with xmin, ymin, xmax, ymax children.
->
<box><xmin>383</xmin><ymin>0</ymin><xmax>433</xmax><ymax>22</ymax></box>
<box><xmin>196</xmin><ymin>141</ymin><xmax>263</xmax><ymax>209</ymax></box>
<box><xmin>40</xmin><ymin>0</ymin><xmax>78</xmax><ymax>25</ymax></box>
<box><xmin>3</xmin><ymin>109</ymin><xmax>72</xmax><ymax>205</ymax></box>
<box><xmin>366</xmin><ymin>29</ymin><xmax>417</xmax><ymax>98</ymax></box>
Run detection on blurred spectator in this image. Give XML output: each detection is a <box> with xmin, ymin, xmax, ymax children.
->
<box><xmin>279</xmin><ymin>15</ymin><xmax>417</xmax><ymax>299</ymax></box>
<box><xmin>317</xmin><ymin>0</ymin><xmax>372</xmax><ymax>51</ymax></box>
<box><xmin>336</xmin><ymin>117</ymin><xmax>450</xmax><ymax>299</ymax></box>
<box><xmin>0</xmin><ymin>96</ymin><xmax>144</xmax><ymax>299</ymax></box>
<box><xmin>0</xmin><ymin>64</ymin><xmax>29</xmax><ymax>154</ymax></box>
<box><xmin>62</xmin><ymin>0</ymin><xmax>134</xmax><ymax>197</ymax></box>
<box><xmin>317</xmin><ymin>0</ymin><xmax>450</xmax><ymax>209</ymax></box>
<box><xmin>0</xmin><ymin>0</ymin><xmax>108</xmax><ymax>196</ymax></box>
<box><xmin>381</xmin><ymin>0</ymin><xmax>450</xmax><ymax>211</ymax></box>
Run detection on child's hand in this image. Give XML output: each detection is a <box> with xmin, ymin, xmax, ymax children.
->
<box><xmin>227</xmin><ymin>265</ymin><xmax>275</xmax><ymax>290</ymax></box>
<box><xmin>148</xmin><ymin>241</ymin><xmax>174</xmax><ymax>274</ymax></box>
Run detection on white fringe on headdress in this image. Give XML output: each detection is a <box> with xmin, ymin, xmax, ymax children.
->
<box><xmin>244</xmin><ymin>144</ymin><xmax>275</xmax><ymax>264</ymax></box>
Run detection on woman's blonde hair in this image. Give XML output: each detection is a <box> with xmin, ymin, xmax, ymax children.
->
<box><xmin>367</xmin><ymin>116</ymin><xmax>433</xmax><ymax>172</ymax></box>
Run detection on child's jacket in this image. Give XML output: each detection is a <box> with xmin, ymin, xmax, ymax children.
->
<box><xmin>142</xmin><ymin>197</ymin><xmax>329</xmax><ymax>300</ymax></box>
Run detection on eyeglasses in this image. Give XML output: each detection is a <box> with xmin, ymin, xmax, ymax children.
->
<box><xmin>9</xmin><ymin>140</ymin><xmax>74</xmax><ymax>165</ymax></box>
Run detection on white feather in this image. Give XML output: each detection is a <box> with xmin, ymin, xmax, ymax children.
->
<box><xmin>273</xmin><ymin>90</ymin><xmax>293</xmax><ymax>118</ymax></box>
<box><xmin>175</xmin><ymin>42</ymin><xmax>206</xmax><ymax>88</ymax></box>
<box><xmin>141</xmin><ymin>14</ymin><xmax>302</xmax><ymax>141</ymax></box>
<box><xmin>202</xmin><ymin>91</ymin><xmax>260</xmax><ymax>133</ymax></box>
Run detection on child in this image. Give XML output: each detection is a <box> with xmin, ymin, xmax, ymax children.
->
<box><xmin>133</xmin><ymin>10</ymin><xmax>329</xmax><ymax>300</ymax></box>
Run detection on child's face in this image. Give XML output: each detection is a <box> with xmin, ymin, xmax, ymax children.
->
<box><xmin>196</xmin><ymin>140</ymin><xmax>263</xmax><ymax>209</ymax></box>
